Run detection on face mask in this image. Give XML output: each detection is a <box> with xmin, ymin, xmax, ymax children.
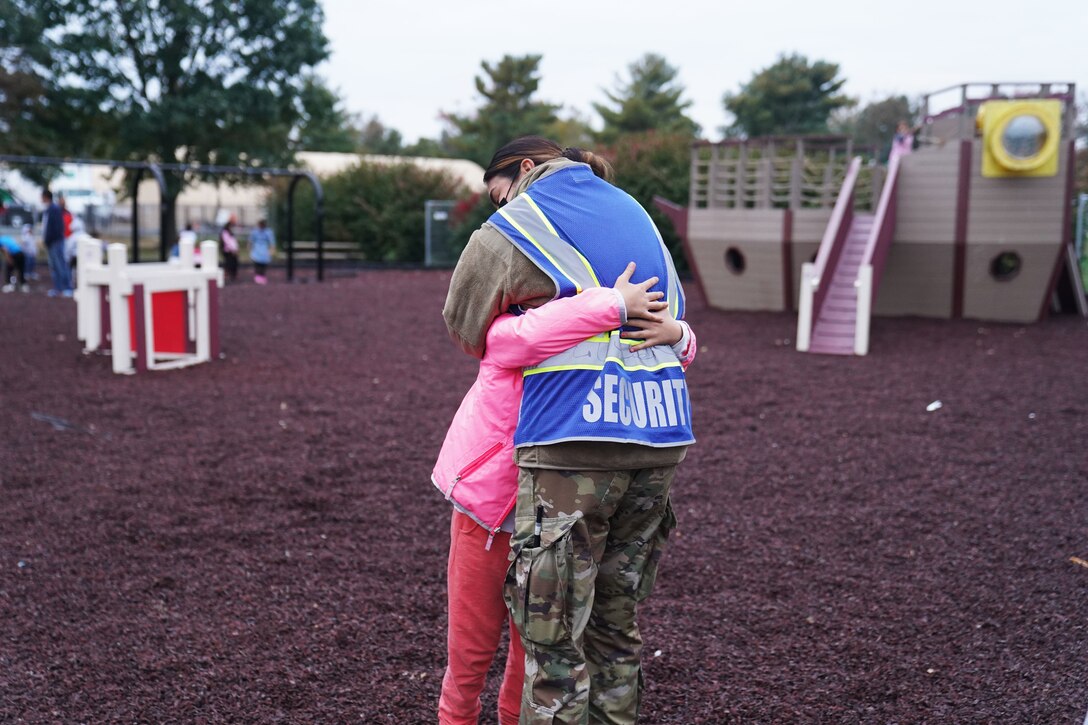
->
<box><xmin>493</xmin><ymin>174</ymin><xmax>518</xmax><ymax>209</ymax></box>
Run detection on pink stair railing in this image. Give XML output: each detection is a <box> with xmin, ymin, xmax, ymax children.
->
<box><xmin>796</xmin><ymin>154</ymin><xmax>901</xmax><ymax>356</ymax></box>
<box><xmin>853</xmin><ymin>154</ymin><xmax>901</xmax><ymax>354</ymax></box>
<box><xmin>796</xmin><ymin>157</ymin><xmax>861</xmax><ymax>352</ymax></box>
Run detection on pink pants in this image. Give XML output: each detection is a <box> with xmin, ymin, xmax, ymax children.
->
<box><xmin>439</xmin><ymin>511</ymin><xmax>525</xmax><ymax>725</ymax></box>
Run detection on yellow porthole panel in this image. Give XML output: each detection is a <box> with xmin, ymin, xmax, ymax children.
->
<box><xmin>978</xmin><ymin>99</ymin><xmax>1061</xmax><ymax>178</ymax></box>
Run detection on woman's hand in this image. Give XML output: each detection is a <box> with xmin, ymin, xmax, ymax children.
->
<box><xmin>613</xmin><ymin>262</ymin><xmax>666</xmax><ymax>322</ymax></box>
<box><xmin>621</xmin><ymin>317</ymin><xmax>684</xmax><ymax>351</ymax></box>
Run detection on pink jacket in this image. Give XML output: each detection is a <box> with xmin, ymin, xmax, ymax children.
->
<box><xmin>431</xmin><ymin>287</ymin><xmax>696</xmax><ymax>548</ymax></box>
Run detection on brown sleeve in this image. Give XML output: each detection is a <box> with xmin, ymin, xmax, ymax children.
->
<box><xmin>443</xmin><ymin>225</ymin><xmax>555</xmax><ymax>358</ymax></box>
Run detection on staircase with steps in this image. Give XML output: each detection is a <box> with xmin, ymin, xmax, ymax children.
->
<box><xmin>808</xmin><ymin>213</ymin><xmax>874</xmax><ymax>355</ymax></box>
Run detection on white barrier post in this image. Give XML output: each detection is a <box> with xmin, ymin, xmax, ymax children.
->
<box><xmin>854</xmin><ymin>265</ymin><xmax>873</xmax><ymax>356</ymax></box>
<box><xmin>105</xmin><ymin>243</ymin><xmax>134</xmax><ymax>375</ymax></box>
<box><xmin>76</xmin><ymin>235</ymin><xmax>102</xmax><ymax>349</ymax></box>
<box><xmin>179</xmin><ymin>237</ymin><xmax>195</xmax><ymax>268</ymax></box>
<box><xmin>200</xmin><ymin>240</ymin><xmax>218</xmax><ymax>272</ymax></box>
<box><xmin>796</xmin><ymin>262</ymin><xmax>817</xmax><ymax>352</ymax></box>
<box><xmin>196</xmin><ymin>240</ymin><xmax>220</xmax><ymax>362</ymax></box>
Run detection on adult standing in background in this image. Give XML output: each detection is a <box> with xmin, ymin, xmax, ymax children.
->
<box><xmin>40</xmin><ymin>190</ymin><xmax>71</xmax><ymax>297</ymax></box>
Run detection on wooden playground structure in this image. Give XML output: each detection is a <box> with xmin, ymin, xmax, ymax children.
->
<box><xmin>657</xmin><ymin>82</ymin><xmax>1084</xmax><ymax>356</ymax></box>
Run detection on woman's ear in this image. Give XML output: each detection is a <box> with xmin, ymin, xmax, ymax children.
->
<box><xmin>520</xmin><ymin>158</ymin><xmax>536</xmax><ymax>174</ymax></box>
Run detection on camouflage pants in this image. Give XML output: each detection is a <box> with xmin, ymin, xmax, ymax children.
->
<box><xmin>504</xmin><ymin>466</ymin><xmax>677</xmax><ymax>725</ymax></box>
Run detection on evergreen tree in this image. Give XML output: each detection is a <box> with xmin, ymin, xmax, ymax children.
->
<box><xmin>594</xmin><ymin>54</ymin><xmax>699</xmax><ymax>144</ymax></box>
<box><xmin>443</xmin><ymin>54</ymin><xmax>559</xmax><ymax>165</ymax></box>
<box><xmin>723</xmin><ymin>53</ymin><xmax>855</xmax><ymax>138</ymax></box>
<box><xmin>296</xmin><ymin>76</ymin><xmax>360</xmax><ymax>153</ymax></box>
<box><xmin>547</xmin><ymin>110</ymin><xmax>596</xmax><ymax>150</ymax></box>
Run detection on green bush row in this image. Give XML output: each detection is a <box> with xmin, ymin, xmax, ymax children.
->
<box><xmin>270</xmin><ymin>161</ymin><xmax>471</xmax><ymax>263</ymax></box>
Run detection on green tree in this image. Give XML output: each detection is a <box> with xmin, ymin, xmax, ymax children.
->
<box><xmin>593</xmin><ymin>54</ymin><xmax>699</xmax><ymax>144</ymax></box>
<box><xmin>0</xmin><ymin>1</ymin><xmax>115</xmax><ymax>182</ymax></box>
<box><xmin>723</xmin><ymin>53</ymin><xmax>855</xmax><ymax>138</ymax></box>
<box><xmin>295</xmin><ymin>75</ymin><xmax>358</xmax><ymax>153</ymax></box>
<box><xmin>355</xmin><ymin>115</ymin><xmax>406</xmax><ymax>156</ymax></box>
<box><xmin>21</xmin><ymin>0</ymin><xmax>330</xmax><ymax>237</ymax></box>
<box><xmin>443</xmin><ymin>54</ymin><xmax>559</xmax><ymax>165</ymax></box>
<box><xmin>547</xmin><ymin>110</ymin><xmax>596</xmax><ymax>150</ymax></box>
<box><xmin>832</xmin><ymin>95</ymin><xmax>916</xmax><ymax>161</ymax></box>
<box><xmin>0</xmin><ymin>2</ymin><xmax>52</xmax><ymax>157</ymax></box>
<box><xmin>401</xmin><ymin>135</ymin><xmax>455</xmax><ymax>158</ymax></box>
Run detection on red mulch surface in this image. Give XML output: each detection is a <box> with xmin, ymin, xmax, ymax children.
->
<box><xmin>2</xmin><ymin>269</ymin><xmax>1086</xmax><ymax>724</ymax></box>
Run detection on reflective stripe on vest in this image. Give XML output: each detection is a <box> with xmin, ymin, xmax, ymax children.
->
<box><xmin>487</xmin><ymin>165</ymin><xmax>694</xmax><ymax>448</ymax></box>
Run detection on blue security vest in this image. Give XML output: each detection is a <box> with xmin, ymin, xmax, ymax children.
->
<box><xmin>488</xmin><ymin>163</ymin><xmax>694</xmax><ymax>448</ymax></box>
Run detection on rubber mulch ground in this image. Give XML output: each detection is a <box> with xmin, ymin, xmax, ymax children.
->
<box><xmin>2</xmin><ymin>269</ymin><xmax>1086</xmax><ymax>724</ymax></box>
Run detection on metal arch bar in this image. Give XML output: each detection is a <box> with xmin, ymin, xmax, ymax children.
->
<box><xmin>308</xmin><ymin>172</ymin><xmax>325</xmax><ymax>283</ymax></box>
<box><xmin>131</xmin><ymin>166</ymin><xmax>145</xmax><ymax>263</ymax></box>
<box><xmin>285</xmin><ymin>171</ymin><xmax>325</xmax><ymax>282</ymax></box>
<box><xmin>128</xmin><ymin>163</ymin><xmax>168</xmax><ymax>262</ymax></box>
<box><xmin>143</xmin><ymin>163</ymin><xmax>169</xmax><ymax>261</ymax></box>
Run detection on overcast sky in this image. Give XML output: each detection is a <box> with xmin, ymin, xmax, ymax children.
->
<box><xmin>320</xmin><ymin>0</ymin><xmax>1085</xmax><ymax>145</ymax></box>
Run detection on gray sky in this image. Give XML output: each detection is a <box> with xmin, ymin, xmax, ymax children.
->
<box><xmin>321</xmin><ymin>0</ymin><xmax>1085</xmax><ymax>144</ymax></box>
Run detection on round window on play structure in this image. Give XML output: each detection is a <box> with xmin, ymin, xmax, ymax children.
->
<box><xmin>724</xmin><ymin>247</ymin><xmax>746</xmax><ymax>275</ymax></box>
<box><xmin>1001</xmin><ymin>115</ymin><xmax>1047</xmax><ymax>159</ymax></box>
<box><xmin>989</xmin><ymin>252</ymin><xmax>1022</xmax><ymax>282</ymax></box>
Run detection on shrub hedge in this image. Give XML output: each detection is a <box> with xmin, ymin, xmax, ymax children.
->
<box><xmin>271</xmin><ymin>161</ymin><xmax>470</xmax><ymax>263</ymax></box>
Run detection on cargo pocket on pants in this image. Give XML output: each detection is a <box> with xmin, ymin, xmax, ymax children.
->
<box><xmin>635</xmin><ymin>499</ymin><xmax>677</xmax><ymax>602</ymax></box>
<box><xmin>506</xmin><ymin>516</ymin><xmax>580</xmax><ymax>647</ymax></box>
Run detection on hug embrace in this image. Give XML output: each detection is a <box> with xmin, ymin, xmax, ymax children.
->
<box><xmin>434</xmin><ymin>136</ymin><xmax>696</xmax><ymax>725</ymax></box>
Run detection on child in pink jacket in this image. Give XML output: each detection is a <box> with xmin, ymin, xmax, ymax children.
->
<box><xmin>432</xmin><ymin>263</ymin><xmax>696</xmax><ymax>725</ymax></box>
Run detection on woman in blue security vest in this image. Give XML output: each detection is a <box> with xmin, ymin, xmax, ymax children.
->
<box><xmin>443</xmin><ymin>136</ymin><xmax>695</xmax><ymax>724</ymax></box>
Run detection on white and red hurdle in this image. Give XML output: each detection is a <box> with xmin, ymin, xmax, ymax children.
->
<box><xmin>75</xmin><ymin>236</ymin><xmax>224</xmax><ymax>374</ymax></box>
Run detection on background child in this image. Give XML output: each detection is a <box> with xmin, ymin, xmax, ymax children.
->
<box><xmin>249</xmin><ymin>219</ymin><xmax>275</xmax><ymax>285</ymax></box>
<box><xmin>1</xmin><ymin>234</ymin><xmax>29</xmax><ymax>292</ymax></box>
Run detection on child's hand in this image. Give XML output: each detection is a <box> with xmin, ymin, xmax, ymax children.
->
<box><xmin>613</xmin><ymin>262</ymin><xmax>666</xmax><ymax>322</ymax></box>
<box><xmin>621</xmin><ymin>317</ymin><xmax>684</xmax><ymax>351</ymax></box>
